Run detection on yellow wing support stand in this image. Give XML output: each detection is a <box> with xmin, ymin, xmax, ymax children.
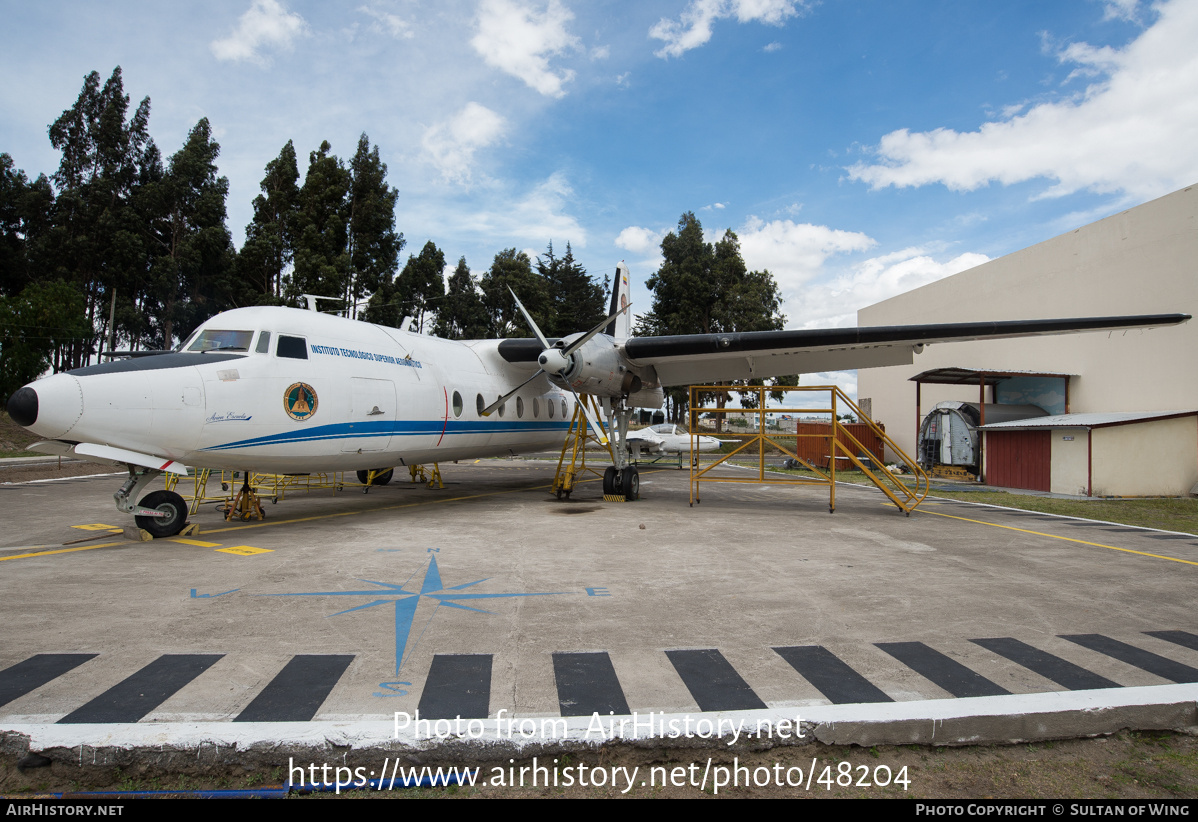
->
<box><xmin>408</xmin><ymin>463</ymin><xmax>444</xmax><ymax>489</ymax></box>
<box><xmin>553</xmin><ymin>395</ymin><xmax>615</xmax><ymax>500</ymax></box>
<box><xmin>688</xmin><ymin>385</ymin><xmax>929</xmax><ymax>515</ymax></box>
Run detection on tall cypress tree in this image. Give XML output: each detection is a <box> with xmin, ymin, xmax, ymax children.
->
<box><xmin>44</xmin><ymin>67</ymin><xmax>158</xmax><ymax>366</ymax></box>
<box><xmin>238</xmin><ymin>140</ymin><xmax>299</xmax><ymax>301</ymax></box>
<box><xmin>433</xmin><ymin>257</ymin><xmax>488</xmax><ymax>340</ymax></box>
<box><xmin>288</xmin><ymin>141</ymin><xmax>350</xmax><ymax>308</ymax></box>
<box><xmin>139</xmin><ymin>118</ymin><xmax>236</xmax><ymax>347</ymax></box>
<box><xmin>480</xmin><ymin>248</ymin><xmax>547</xmax><ymax>338</ymax></box>
<box><xmin>345</xmin><ymin>134</ymin><xmax>401</xmax><ymax>319</ymax></box>
<box><xmin>537</xmin><ymin>240</ymin><xmax>605</xmax><ymax>337</ymax></box>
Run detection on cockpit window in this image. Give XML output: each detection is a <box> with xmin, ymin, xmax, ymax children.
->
<box><xmin>255</xmin><ymin>331</ymin><xmax>271</xmax><ymax>354</ymax></box>
<box><xmin>277</xmin><ymin>335</ymin><xmax>308</xmax><ymax>359</ymax></box>
<box><xmin>186</xmin><ymin>329</ymin><xmax>253</xmax><ymax>352</ymax></box>
<box><xmin>177</xmin><ymin>328</ymin><xmax>200</xmax><ymax>352</ymax></box>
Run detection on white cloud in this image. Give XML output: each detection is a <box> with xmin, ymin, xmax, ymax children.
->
<box><xmin>763</xmin><ymin>41</ymin><xmax>782</xmax><ymax>52</ymax></box>
<box><xmin>211</xmin><ymin>0</ymin><xmax>307</xmax><ymax>64</ymax></box>
<box><xmin>465</xmin><ymin>173</ymin><xmax>587</xmax><ymax>246</ymax></box>
<box><xmin>615</xmin><ymin>226</ymin><xmax>666</xmax><ymax>255</ymax></box>
<box><xmin>1102</xmin><ymin>0</ymin><xmax>1143</xmax><ymax>22</ymax></box>
<box><xmin>846</xmin><ymin>0</ymin><xmax>1198</xmax><ymax>200</ymax></box>
<box><xmin>358</xmin><ymin>5</ymin><xmax>414</xmax><ymax>39</ymax></box>
<box><xmin>737</xmin><ymin>217</ymin><xmax>876</xmax><ymax>294</ymax></box>
<box><xmin>421</xmin><ymin>102</ymin><xmax>506</xmax><ymax>183</ymax></box>
<box><xmin>471</xmin><ymin>0</ymin><xmax>580</xmax><ymax>98</ymax></box>
<box><xmin>591</xmin><ymin>44</ymin><xmax>610</xmax><ymax>60</ymax></box>
<box><xmin>795</xmin><ymin>248</ymin><xmax>990</xmax><ymax>329</ymax></box>
<box><xmin>650</xmin><ymin>0</ymin><xmax>805</xmax><ymax>59</ymax></box>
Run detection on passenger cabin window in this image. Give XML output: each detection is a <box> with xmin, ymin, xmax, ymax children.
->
<box><xmin>452</xmin><ymin>391</ymin><xmax>463</xmax><ymax>418</ymax></box>
<box><xmin>187</xmin><ymin>329</ymin><xmax>253</xmax><ymax>352</ymax></box>
<box><xmin>533</xmin><ymin>398</ymin><xmax>540</xmax><ymax>418</ymax></box>
<box><xmin>255</xmin><ymin>331</ymin><xmax>271</xmax><ymax>354</ymax></box>
<box><xmin>277</xmin><ymin>335</ymin><xmax>308</xmax><ymax>359</ymax></box>
<box><xmin>516</xmin><ymin>397</ymin><xmax>524</xmax><ymax>418</ymax></box>
<box><xmin>548</xmin><ymin>399</ymin><xmax>555</xmax><ymax>419</ymax></box>
<box><xmin>561</xmin><ymin>398</ymin><xmax>568</xmax><ymax>419</ymax></box>
<box><xmin>476</xmin><ymin>393</ymin><xmax>485</xmax><ymax>416</ymax></box>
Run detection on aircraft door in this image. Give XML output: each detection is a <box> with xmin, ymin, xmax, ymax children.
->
<box><xmin>341</xmin><ymin>377</ymin><xmax>396</xmax><ymax>453</ymax></box>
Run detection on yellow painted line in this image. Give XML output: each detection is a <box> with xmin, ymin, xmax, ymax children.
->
<box><xmin>217</xmin><ymin>545</ymin><xmax>272</xmax><ymax>556</ymax></box>
<box><xmin>0</xmin><ymin>469</ymin><xmax>669</xmax><ymax>559</ymax></box>
<box><xmin>917</xmin><ymin>508</ymin><xmax>1198</xmax><ymax>567</ymax></box>
<box><xmin>71</xmin><ymin>523</ymin><xmax>120</xmax><ymax>531</ymax></box>
<box><xmin>0</xmin><ymin>542</ymin><xmax>127</xmax><ymax>561</ymax></box>
<box><xmin>171</xmin><ymin>538</ymin><xmax>222</xmax><ymax>547</ymax></box>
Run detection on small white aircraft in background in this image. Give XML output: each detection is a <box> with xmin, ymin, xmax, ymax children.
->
<box><xmin>6</xmin><ymin>261</ymin><xmax>1188</xmax><ymax>538</ymax></box>
<box><xmin>624</xmin><ymin>423</ymin><xmax>727</xmax><ymax>458</ymax></box>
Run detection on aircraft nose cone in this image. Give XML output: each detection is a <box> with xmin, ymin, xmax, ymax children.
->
<box><xmin>7</xmin><ymin>386</ymin><xmax>38</xmax><ymax>427</ymax></box>
<box><xmin>11</xmin><ymin>374</ymin><xmax>84</xmax><ymax>438</ymax></box>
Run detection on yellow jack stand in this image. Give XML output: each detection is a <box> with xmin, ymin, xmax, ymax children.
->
<box><xmin>220</xmin><ymin>475</ymin><xmax>266</xmax><ymax>522</ymax></box>
<box><xmin>409</xmin><ymin>463</ymin><xmax>444</xmax><ymax>489</ymax></box>
<box><xmin>552</xmin><ymin>396</ymin><xmax>613</xmax><ymax>499</ymax></box>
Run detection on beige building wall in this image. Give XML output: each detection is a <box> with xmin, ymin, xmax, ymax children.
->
<box><xmin>1090</xmin><ymin>417</ymin><xmax>1198</xmax><ymax>497</ymax></box>
<box><xmin>858</xmin><ymin>184</ymin><xmax>1198</xmax><ymax>464</ymax></box>
<box><xmin>1049</xmin><ymin>428</ymin><xmax>1090</xmax><ymax>496</ymax></box>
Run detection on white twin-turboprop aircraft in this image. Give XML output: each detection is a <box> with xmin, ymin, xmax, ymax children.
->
<box><xmin>6</xmin><ymin>261</ymin><xmax>1188</xmax><ymax>537</ymax></box>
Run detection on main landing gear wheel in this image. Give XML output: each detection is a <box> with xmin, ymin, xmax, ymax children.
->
<box><xmin>356</xmin><ymin>468</ymin><xmax>394</xmax><ymax>487</ymax></box>
<box><xmin>135</xmin><ymin>490</ymin><xmax>188</xmax><ymax>538</ymax></box>
<box><xmin>603</xmin><ymin>466</ymin><xmax>618</xmax><ymax>495</ymax></box>
<box><xmin>621</xmin><ymin>466</ymin><xmax>640</xmax><ymax>501</ymax></box>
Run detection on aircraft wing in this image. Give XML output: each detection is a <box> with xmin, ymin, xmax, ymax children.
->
<box><xmin>617</xmin><ymin>314</ymin><xmax>1189</xmax><ymax>386</ymax></box>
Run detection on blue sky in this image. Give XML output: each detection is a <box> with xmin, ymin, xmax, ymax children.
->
<box><xmin>3</xmin><ymin>0</ymin><xmax>1196</xmax><ymax>395</ymax></box>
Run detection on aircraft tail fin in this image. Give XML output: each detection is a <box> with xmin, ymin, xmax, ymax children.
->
<box><xmin>605</xmin><ymin>261</ymin><xmax>633</xmax><ymax>340</ymax></box>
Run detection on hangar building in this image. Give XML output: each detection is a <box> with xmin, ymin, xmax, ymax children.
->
<box><xmin>856</xmin><ymin>183</ymin><xmax>1198</xmax><ymax>496</ymax></box>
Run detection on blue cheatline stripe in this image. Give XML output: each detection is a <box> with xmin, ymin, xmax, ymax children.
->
<box><xmin>201</xmin><ymin>419</ymin><xmax>572</xmax><ymax>452</ymax></box>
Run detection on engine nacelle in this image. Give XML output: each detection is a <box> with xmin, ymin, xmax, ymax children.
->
<box><xmin>548</xmin><ymin>334</ymin><xmax>658</xmax><ymax>400</ymax></box>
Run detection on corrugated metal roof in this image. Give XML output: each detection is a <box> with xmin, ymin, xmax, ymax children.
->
<box><xmin>910</xmin><ymin>367</ymin><xmax>1076</xmax><ymax>384</ymax></box>
<box><xmin>980</xmin><ymin>410</ymin><xmax>1198</xmax><ymax>430</ymax></box>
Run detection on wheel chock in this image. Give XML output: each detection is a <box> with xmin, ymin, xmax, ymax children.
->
<box><xmin>122</xmin><ymin>527</ymin><xmax>154</xmax><ymax>542</ymax></box>
<box><xmin>180</xmin><ymin>523</ymin><xmax>200</xmax><ymax>536</ymax></box>
<box><xmin>602</xmin><ymin>494</ymin><xmax>626</xmax><ymax>502</ymax></box>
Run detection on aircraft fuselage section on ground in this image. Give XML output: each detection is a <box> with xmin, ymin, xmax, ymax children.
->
<box><xmin>21</xmin><ymin>306</ymin><xmax>583</xmax><ymax>474</ymax></box>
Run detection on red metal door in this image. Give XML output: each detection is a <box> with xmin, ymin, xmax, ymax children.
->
<box><xmin>985</xmin><ymin>430</ymin><xmax>1051</xmax><ymax>491</ymax></box>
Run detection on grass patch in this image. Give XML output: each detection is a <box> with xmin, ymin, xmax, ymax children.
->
<box><xmin>769</xmin><ymin>465</ymin><xmax>1198</xmax><ymax>533</ymax></box>
<box><xmin>925</xmin><ymin>491</ymin><xmax>1198</xmax><ymax>533</ymax></box>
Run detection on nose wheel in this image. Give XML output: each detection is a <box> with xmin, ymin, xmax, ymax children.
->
<box><xmin>133</xmin><ymin>490</ymin><xmax>189</xmax><ymax>538</ymax></box>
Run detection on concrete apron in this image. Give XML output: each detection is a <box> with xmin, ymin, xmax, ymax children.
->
<box><xmin>2</xmin><ymin>459</ymin><xmax>1198</xmax><ymax>765</ymax></box>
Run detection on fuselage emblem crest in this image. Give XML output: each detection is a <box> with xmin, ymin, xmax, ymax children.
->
<box><xmin>284</xmin><ymin>382</ymin><xmax>318</xmax><ymax>421</ymax></box>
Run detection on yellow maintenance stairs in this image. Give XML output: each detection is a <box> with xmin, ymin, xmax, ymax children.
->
<box><xmin>687</xmin><ymin>384</ymin><xmax>930</xmax><ymax>515</ymax></box>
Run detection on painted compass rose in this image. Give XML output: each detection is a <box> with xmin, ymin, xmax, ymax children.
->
<box><xmin>264</xmin><ymin>550</ymin><xmax>574</xmax><ymax>678</ymax></box>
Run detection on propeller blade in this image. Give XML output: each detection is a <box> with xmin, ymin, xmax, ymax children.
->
<box><xmin>562</xmin><ymin>301</ymin><xmax>632</xmax><ymax>357</ymax></box>
<box><xmin>481</xmin><ymin>370</ymin><xmax>544</xmax><ymax>417</ymax></box>
<box><xmin>508</xmin><ymin>287</ymin><xmax>550</xmax><ymax>349</ymax></box>
<box><xmin>566</xmin><ymin>386</ymin><xmax>609</xmax><ymax>446</ymax></box>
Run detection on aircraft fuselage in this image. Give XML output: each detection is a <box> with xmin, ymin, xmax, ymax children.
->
<box><xmin>15</xmin><ymin>306</ymin><xmax>578</xmax><ymax>474</ymax></box>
